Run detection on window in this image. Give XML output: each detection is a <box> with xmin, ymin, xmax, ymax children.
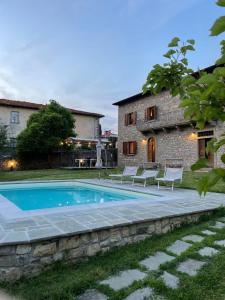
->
<box><xmin>123</xmin><ymin>141</ymin><xmax>137</xmax><ymax>155</ymax></box>
<box><xmin>10</xmin><ymin>111</ymin><xmax>20</xmax><ymax>124</ymax></box>
<box><xmin>124</xmin><ymin>112</ymin><xmax>137</xmax><ymax>126</ymax></box>
<box><xmin>145</xmin><ymin>106</ymin><xmax>157</xmax><ymax>121</ymax></box>
<box><xmin>197</xmin><ymin>130</ymin><xmax>214</xmax><ymax>138</ymax></box>
<box><xmin>9</xmin><ymin>138</ymin><xmax>17</xmax><ymax>148</ymax></box>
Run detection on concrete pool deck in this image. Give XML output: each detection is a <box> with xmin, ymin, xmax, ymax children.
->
<box><xmin>0</xmin><ymin>179</ymin><xmax>224</xmax><ymax>246</ymax></box>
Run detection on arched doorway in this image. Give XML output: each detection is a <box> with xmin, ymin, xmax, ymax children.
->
<box><xmin>148</xmin><ymin>137</ymin><xmax>156</xmax><ymax>162</ymax></box>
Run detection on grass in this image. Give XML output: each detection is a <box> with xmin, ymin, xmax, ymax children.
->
<box><xmin>2</xmin><ymin>209</ymin><xmax>225</xmax><ymax>300</ymax></box>
<box><xmin>0</xmin><ymin>168</ymin><xmax>225</xmax><ymax>193</ymax></box>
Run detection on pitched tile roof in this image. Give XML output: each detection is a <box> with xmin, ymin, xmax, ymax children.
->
<box><xmin>0</xmin><ymin>98</ymin><xmax>104</xmax><ymax>118</ymax></box>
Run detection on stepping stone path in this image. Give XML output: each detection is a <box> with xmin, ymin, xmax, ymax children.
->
<box><xmin>140</xmin><ymin>251</ymin><xmax>175</xmax><ymax>271</ymax></box>
<box><xmin>210</xmin><ymin>222</ymin><xmax>225</xmax><ymax>229</ymax></box>
<box><xmin>214</xmin><ymin>240</ymin><xmax>225</xmax><ymax>247</ymax></box>
<box><xmin>198</xmin><ymin>247</ymin><xmax>219</xmax><ymax>257</ymax></box>
<box><xmin>124</xmin><ymin>287</ymin><xmax>154</xmax><ymax>300</ymax></box>
<box><xmin>167</xmin><ymin>240</ymin><xmax>192</xmax><ymax>255</ymax></box>
<box><xmin>177</xmin><ymin>259</ymin><xmax>206</xmax><ymax>276</ymax></box>
<box><xmin>100</xmin><ymin>269</ymin><xmax>147</xmax><ymax>291</ymax></box>
<box><xmin>201</xmin><ymin>229</ymin><xmax>216</xmax><ymax>236</ymax></box>
<box><xmin>182</xmin><ymin>235</ymin><xmax>204</xmax><ymax>243</ymax></box>
<box><xmin>76</xmin><ymin>289</ymin><xmax>108</xmax><ymax>300</ymax></box>
<box><xmin>161</xmin><ymin>271</ymin><xmax>179</xmax><ymax>289</ymax></box>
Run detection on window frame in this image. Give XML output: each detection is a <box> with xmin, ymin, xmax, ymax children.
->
<box><xmin>124</xmin><ymin>112</ymin><xmax>137</xmax><ymax>126</ymax></box>
<box><xmin>145</xmin><ymin>106</ymin><xmax>157</xmax><ymax>121</ymax></box>
<box><xmin>10</xmin><ymin>111</ymin><xmax>20</xmax><ymax>124</ymax></box>
<box><xmin>122</xmin><ymin>141</ymin><xmax>137</xmax><ymax>156</ymax></box>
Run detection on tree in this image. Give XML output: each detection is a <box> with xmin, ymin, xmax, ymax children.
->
<box><xmin>0</xmin><ymin>123</ymin><xmax>7</xmax><ymax>151</ymax></box>
<box><xmin>17</xmin><ymin>100</ymin><xmax>76</xmax><ymax>162</ymax></box>
<box><xmin>142</xmin><ymin>1</ymin><xmax>225</xmax><ymax>194</ymax></box>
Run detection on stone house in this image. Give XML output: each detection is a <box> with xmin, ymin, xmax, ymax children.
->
<box><xmin>0</xmin><ymin>99</ymin><xmax>104</xmax><ymax>147</ymax></box>
<box><xmin>113</xmin><ymin>90</ymin><xmax>225</xmax><ymax>169</ymax></box>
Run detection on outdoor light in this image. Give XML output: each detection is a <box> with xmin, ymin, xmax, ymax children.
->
<box><xmin>7</xmin><ymin>159</ymin><xmax>17</xmax><ymax>171</ymax></box>
<box><xmin>188</xmin><ymin>132</ymin><xmax>198</xmax><ymax>140</ymax></box>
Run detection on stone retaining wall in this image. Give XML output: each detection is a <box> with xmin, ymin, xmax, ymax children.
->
<box><xmin>0</xmin><ymin>210</ymin><xmax>212</xmax><ymax>282</ymax></box>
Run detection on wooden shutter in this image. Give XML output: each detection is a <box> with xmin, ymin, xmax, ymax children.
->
<box><xmin>153</xmin><ymin>106</ymin><xmax>157</xmax><ymax>120</ymax></box>
<box><xmin>123</xmin><ymin>142</ymin><xmax>128</xmax><ymax>155</ymax></box>
<box><xmin>124</xmin><ymin>114</ymin><xmax>128</xmax><ymax>126</ymax></box>
<box><xmin>133</xmin><ymin>141</ymin><xmax>137</xmax><ymax>155</ymax></box>
<box><xmin>133</xmin><ymin>112</ymin><xmax>137</xmax><ymax>125</ymax></box>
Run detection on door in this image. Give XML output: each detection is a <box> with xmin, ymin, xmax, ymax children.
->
<box><xmin>148</xmin><ymin>137</ymin><xmax>156</xmax><ymax>162</ymax></box>
<box><xmin>198</xmin><ymin>138</ymin><xmax>214</xmax><ymax>167</ymax></box>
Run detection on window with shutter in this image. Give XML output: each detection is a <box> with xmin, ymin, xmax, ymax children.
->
<box><xmin>145</xmin><ymin>106</ymin><xmax>157</xmax><ymax>121</ymax></box>
<box><xmin>124</xmin><ymin>112</ymin><xmax>137</xmax><ymax>126</ymax></box>
<box><xmin>122</xmin><ymin>141</ymin><xmax>137</xmax><ymax>156</ymax></box>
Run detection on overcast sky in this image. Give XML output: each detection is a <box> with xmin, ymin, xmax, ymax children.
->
<box><xmin>0</xmin><ymin>0</ymin><xmax>223</xmax><ymax>132</ymax></box>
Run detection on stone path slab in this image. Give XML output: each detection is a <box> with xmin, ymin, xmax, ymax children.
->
<box><xmin>124</xmin><ymin>287</ymin><xmax>154</xmax><ymax>300</ymax></box>
<box><xmin>100</xmin><ymin>269</ymin><xmax>147</xmax><ymax>291</ymax></box>
<box><xmin>182</xmin><ymin>235</ymin><xmax>204</xmax><ymax>243</ymax></box>
<box><xmin>210</xmin><ymin>222</ymin><xmax>225</xmax><ymax>229</ymax></box>
<box><xmin>167</xmin><ymin>240</ymin><xmax>192</xmax><ymax>255</ymax></box>
<box><xmin>198</xmin><ymin>247</ymin><xmax>219</xmax><ymax>257</ymax></box>
<box><xmin>214</xmin><ymin>240</ymin><xmax>225</xmax><ymax>247</ymax></box>
<box><xmin>76</xmin><ymin>289</ymin><xmax>108</xmax><ymax>300</ymax></box>
<box><xmin>161</xmin><ymin>271</ymin><xmax>179</xmax><ymax>289</ymax></box>
<box><xmin>140</xmin><ymin>251</ymin><xmax>175</xmax><ymax>271</ymax></box>
<box><xmin>177</xmin><ymin>259</ymin><xmax>206</xmax><ymax>276</ymax></box>
<box><xmin>201</xmin><ymin>230</ymin><xmax>216</xmax><ymax>236</ymax></box>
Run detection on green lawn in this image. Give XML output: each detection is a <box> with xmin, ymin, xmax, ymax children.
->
<box><xmin>0</xmin><ymin>168</ymin><xmax>225</xmax><ymax>193</ymax></box>
<box><xmin>2</xmin><ymin>209</ymin><xmax>225</xmax><ymax>300</ymax></box>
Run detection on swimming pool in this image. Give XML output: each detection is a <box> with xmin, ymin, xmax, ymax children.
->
<box><xmin>0</xmin><ymin>182</ymin><xmax>150</xmax><ymax>211</ymax></box>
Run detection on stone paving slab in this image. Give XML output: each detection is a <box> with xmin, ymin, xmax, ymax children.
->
<box><xmin>177</xmin><ymin>259</ymin><xmax>206</xmax><ymax>276</ymax></box>
<box><xmin>124</xmin><ymin>287</ymin><xmax>154</xmax><ymax>300</ymax></box>
<box><xmin>76</xmin><ymin>289</ymin><xmax>108</xmax><ymax>300</ymax></box>
<box><xmin>214</xmin><ymin>240</ymin><xmax>225</xmax><ymax>247</ymax></box>
<box><xmin>201</xmin><ymin>230</ymin><xmax>216</xmax><ymax>236</ymax></box>
<box><xmin>161</xmin><ymin>271</ymin><xmax>179</xmax><ymax>289</ymax></box>
<box><xmin>210</xmin><ymin>222</ymin><xmax>225</xmax><ymax>229</ymax></box>
<box><xmin>198</xmin><ymin>247</ymin><xmax>219</xmax><ymax>257</ymax></box>
<box><xmin>100</xmin><ymin>269</ymin><xmax>147</xmax><ymax>291</ymax></box>
<box><xmin>140</xmin><ymin>251</ymin><xmax>175</xmax><ymax>271</ymax></box>
<box><xmin>182</xmin><ymin>235</ymin><xmax>204</xmax><ymax>243</ymax></box>
<box><xmin>167</xmin><ymin>240</ymin><xmax>192</xmax><ymax>255</ymax></box>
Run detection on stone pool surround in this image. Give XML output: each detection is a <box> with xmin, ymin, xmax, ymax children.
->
<box><xmin>0</xmin><ymin>179</ymin><xmax>224</xmax><ymax>282</ymax></box>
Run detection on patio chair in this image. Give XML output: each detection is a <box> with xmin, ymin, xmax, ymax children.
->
<box><xmin>109</xmin><ymin>166</ymin><xmax>138</xmax><ymax>184</ymax></box>
<box><xmin>131</xmin><ymin>169</ymin><xmax>159</xmax><ymax>187</ymax></box>
<box><xmin>156</xmin><ymin>167</ymin><xmax>183</xmax><ymax>191</ymax></box>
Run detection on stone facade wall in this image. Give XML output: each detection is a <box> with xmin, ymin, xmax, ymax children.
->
<box><xmin>0</xmin><ymin>210</ymin><xmax>212</xmax><ymax>282</ymax></box>
<box><xmin>117</xmin><ymin>91</ymin><xmax>225</xmax><ymax>168</ymax></box>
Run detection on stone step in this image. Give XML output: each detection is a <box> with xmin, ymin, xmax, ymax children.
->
<box><xmin>161</xmin><ymin>271</ymin><xmax>179</xmax><ymax>289</ymax></box>
<box><xmin>167</xmin><ymin>240</ymin><xmax>192</xmax><ymax>255</ymax></box>
<box><xmin>140</xmin><ymin>251</ymin><xmax>175</xmax><ymax>271</ymax></box>
<box><xmin>198</xmin><ymin>247</ymin><xmax>219</xmax><ymax>257</ymax></box>
<box><xmin>214</xmin><ymin>240</ymin><xmax>225</xmax><ymax>247</ymax></box>
<box><xmin>177</xmin><ymin>259</ymin><xmax>206</xmax><ymax>276</ymax></box>
<box><xmin>210</xmin><ymin>222</ymin><xmax>225</xmax><ymax>229</ymax></box>
<box><xmin>100</xmin><ymin>269</ymin><xmax>147</xmax><ymax>291</ymax></box>
<box><xmin>124</xmin><ymin>287</ymin><xmax>154</xmax><ymax>300</ymax></box>
<box><xmin>201</xmin><ymin>229</ymin><xmax>216</xmax><ymax>236</ymax></box>
<box><xmin>182</xmin><ymin>235</ymin><xmax>204</xmax><ymax>243</ymax></box>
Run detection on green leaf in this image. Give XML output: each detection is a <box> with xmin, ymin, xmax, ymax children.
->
<box><xmin>185</xmin><ymin>45</ymin><xmax>195</xmax><ymax>51</ymax></box>
<box><xmin>181</xmin><ymin>58</ymin><xmax>188</xmax><ymax>65</ymax></box>
<box><xmin>197</xmin><ymin>74</ymin><xmax>217</xmax><ymax>85</ymax></box>
<box><xmin>211</xmin><ymin>16</ymin><xmax>225</xmax><ymax>36</ymax></box>
<box><xmin>168</xmin><ymin>37</ymin><xmax>180</xmax><ymax>47</ymax></box>
<box><xmin>187</xmin><ymin>39</ymin><xmax>195</xmax><ymax>45</ymax></box>
<box><xmin>163</xmin><ymin>49</ymin><xmax>176</xmax><ymax>58</ymax></box>
<box><xmin>191</xmin><ymin>159</ymin><xmax>209</xmax><ymax>171</ymax></box>
<box><xmin>217</xmin><ymin>0</ymin><xmax>225</xmax><ymax>7</ymax></box>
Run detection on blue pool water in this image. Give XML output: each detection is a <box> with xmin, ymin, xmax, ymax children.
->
<box><xmin>0</xmin><ymin>184</ymin><xmax>140</xmax><ymax>211</ymax></box>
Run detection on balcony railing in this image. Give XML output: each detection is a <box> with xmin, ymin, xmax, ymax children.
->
<box><xmin>136</xmin><ymin>110</ymin><xmax>191</xmax><ymax>132</ymax></box>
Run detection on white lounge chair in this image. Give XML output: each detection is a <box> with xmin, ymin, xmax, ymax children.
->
<box><xmin>131</xmin><ymin>169</ymin><xmax>159</xmax><ymax>187</ymax></box>
<box><xmin>156</xmin><ymin>167</ymin><xmax>183</xmax><ymax>191</ymax></box>
<box><xmin>109</xmin><ymin>166</ymin><xmax>138</xmax><ymax>183</ymax></box>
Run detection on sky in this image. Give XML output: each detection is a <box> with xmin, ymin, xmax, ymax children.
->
<box><xmin>0</xmin><ymin>0</ymin><xmax>223</xmax><ymax>132</ymax></box>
